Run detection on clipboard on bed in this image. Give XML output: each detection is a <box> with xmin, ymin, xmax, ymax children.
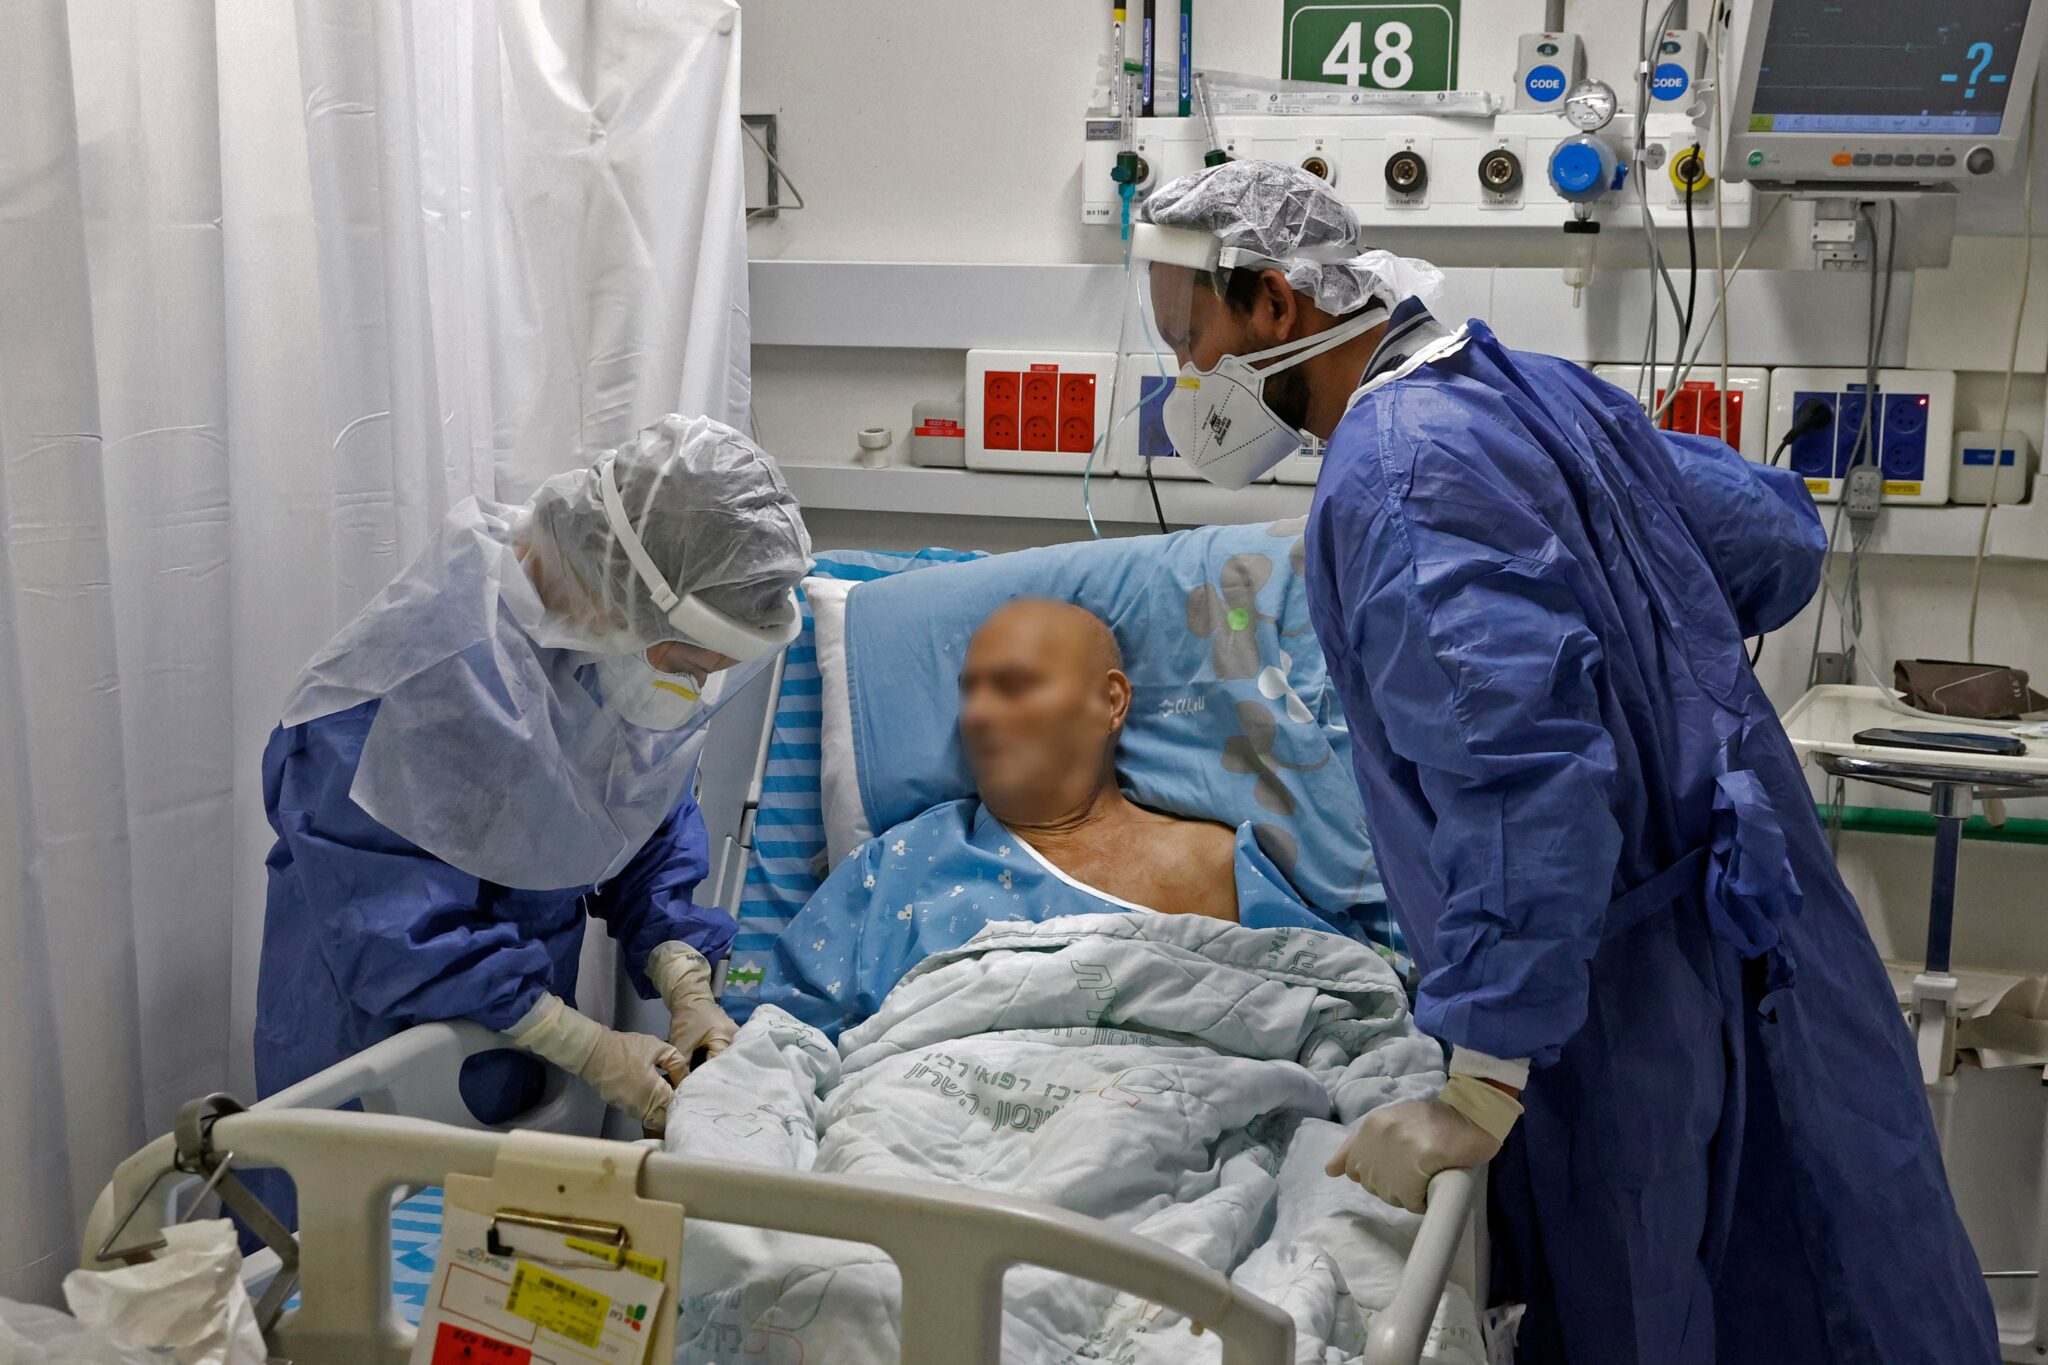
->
<box><xmin>408</xmin><ymin>1131</ymin><xmax>684</xmax><ymax>1365</ymax></box>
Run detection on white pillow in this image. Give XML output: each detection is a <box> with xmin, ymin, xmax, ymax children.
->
<box><xmin>804</xmin><ymin>576</ymin><xmax>871</xmax><ymax>864</ymax></box>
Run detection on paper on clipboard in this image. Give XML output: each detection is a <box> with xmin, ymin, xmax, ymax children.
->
<box><xmin>406</xmin><ymin>1131</ymin><xmax>684</xmax><ymax>1365</ymax></box>
<box><xmin>411</xmin><ymin>1205</ymin><xmax>665</xmax><ymax>1365</ymax></box>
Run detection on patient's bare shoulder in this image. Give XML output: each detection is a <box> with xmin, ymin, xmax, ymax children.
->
<box><xmin>1131</xmin><ymin>809</ymin><xmax>1240</xmax><ymax>922</ymax></box>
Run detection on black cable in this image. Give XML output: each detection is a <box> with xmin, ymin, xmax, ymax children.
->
<box><xmin>1142</xmin><ymin>456</ymin><xmax>1170</xmax><ymax>533</ymax></box>
<box><xmin>1678</xmin><ymin>149</ymin><xmax>1700</xmax><ymax>393</ymax></box>
<box><xmin>1771</xmin><ymin>399</ymin><xmax>1835</xmax><ymax>467</ymax></box>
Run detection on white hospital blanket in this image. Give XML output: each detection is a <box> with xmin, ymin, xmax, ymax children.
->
<box><xmin>664</xmin><ymin>912</ymin><xmax>1487</xmax><ymax>1363</ymax></box>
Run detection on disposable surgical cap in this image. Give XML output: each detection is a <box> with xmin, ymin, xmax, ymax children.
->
<box><xmin>1141</xmin><ymin>160</ymin><xmax>1446</xmax><ymax>316</ymax></box>
<box><xmin>526</xmin><ymin>414</ymin><xmax>812</xmax><ymax>650</ymax></box>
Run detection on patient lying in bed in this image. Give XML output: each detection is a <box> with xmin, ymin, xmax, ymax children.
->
<box><xmin>755</xmin><ymin>598</ymin><xmax>1329</xmax><ymax>1039</ymax></box>
<box><xmin>665</xmin><ymin>601</ymin><xmax>1470</xmax><ymax>1358</ymax></box>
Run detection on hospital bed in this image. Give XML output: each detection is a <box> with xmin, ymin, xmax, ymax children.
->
<box><xmin>82</xmin><ymin>544</ymin><xmax>1488</xmax><ymax>1365</ymax></box>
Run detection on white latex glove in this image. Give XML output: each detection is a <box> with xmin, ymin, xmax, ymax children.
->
<box><xmin>648</xmin><ymin>941</ymin><xmax>738</xmax><ymax>1074</ymax></box>
<box><xmin>506</xmin><ymin>993</ymin><xmax>683</xmax><ymax>1129</ymax></box>
<box><xmin>1324</xmin><ymin>1076</ymin><xmax>1521</xmax><ymax>1213</ymax></box>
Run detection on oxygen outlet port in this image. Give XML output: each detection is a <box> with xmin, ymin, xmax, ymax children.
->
<box><xmin>1668</xmin><ymin>146</ymin><xmax>1711</xmax><ymax>193</ymax></box>
<box><xmin>1478</xmin><ymin>148</ymin><xmax>1523</xmax><ymax>194</ymax></box>
<box><xmin>1301</xmin><ymin>154</ymin><xmax>1334</xmax><ymax>182</ymax></box>
<box><xmin>1384</xmin><ymin>149</ymin><xmax>1428</xmax><ymax>195</ymax></box>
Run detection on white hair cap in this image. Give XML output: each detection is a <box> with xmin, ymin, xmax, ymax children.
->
<box><xmin>1141</xmin><ymin>159</ymin><xmax>1447</xmax><ymax>316</ymax></box>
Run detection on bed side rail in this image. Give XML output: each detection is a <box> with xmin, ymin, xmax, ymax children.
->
<box><xmin>82</xmin><ymin>1024</ymin><xmax>595</xmax><ymax>1275</ymax></box>
<box><xmin>256</xmin><ymin>1019</ymin><xmax>599</xmax><ymax>1136</ymax></box>
<box><xmin>696</xmin><ymin>649</ymin><xmax>785</xmax><ymax>931</ymax></box>
<box><xmin>1364</xmin><ymin>1167</ymin><xmax>1484</xmax><ymax>1365</ymax></box>
<box><xmin>93</xmin><ymin>1110</ymin><xmax>1295</xmax><ymax>1365</ymax></box>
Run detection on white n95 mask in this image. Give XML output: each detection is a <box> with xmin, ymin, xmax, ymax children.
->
<box><xmin>596</xmin><ymin>653</ymin><xmax>717</xmax><ymax>731</ymax></box>
<box><xmin>1160</xmin><ymin>304</ymin><xmax>1388</xmax><ymax>490</ymax></box>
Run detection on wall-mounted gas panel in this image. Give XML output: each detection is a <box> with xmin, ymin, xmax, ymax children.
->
<box><xmin>1083</xmin><ymin>112</ymin><xmax>1750</xmax><ymax>231</ymax></box>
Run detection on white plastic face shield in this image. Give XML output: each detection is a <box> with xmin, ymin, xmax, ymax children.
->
<box><xmin>591</xmin><ymin>455</ymin><xmax>800</xmax><ymax>731</ymax></box>
<box><xmin>1132</xmin><ymin>224</ymin><xmax>1387</xmax><ymax>491</ymax></box>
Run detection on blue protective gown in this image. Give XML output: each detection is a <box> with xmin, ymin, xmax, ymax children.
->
<box><xmin>1305</xmin><ymin>305</ymin><xmax>1996</xmax><ymax>1364</ymax></box>
<box><xmin>254</xmin><ymin>698</ymin><xmax>730</xmax><ymax>1122</ymax></box>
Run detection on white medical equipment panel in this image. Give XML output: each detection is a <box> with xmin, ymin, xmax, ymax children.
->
<box><xmin>966</xmin><ymin>349</ymin><xmax>1118</xmax><ymax>475</ymax></box>
<box><xmin>1592</xmin><ymin>365</ymin><xmax>1771</xmax><ymax>460</ymax></box>
<box><xmin>1766</xmin><ymin>367</ymin><xmax>1956</xmax><ymax>505</ymax></box>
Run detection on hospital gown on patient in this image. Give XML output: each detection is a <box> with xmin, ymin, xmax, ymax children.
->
<box><xmin>758</xmin><ymin>798</ymin><xmax>1334</xmax><ymax>1040</ymax></box>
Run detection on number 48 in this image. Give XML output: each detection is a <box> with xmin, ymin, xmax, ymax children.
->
<box><xmin>1324</xmin><ymin>20</ymin><xmax>1415</xmax><ymax>88</ymax></box>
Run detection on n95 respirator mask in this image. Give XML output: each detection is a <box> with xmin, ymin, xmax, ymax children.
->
<box><xmin>595</xmin><ymin>653</ymin><xmax>721</xmax><ymax>731</ymax></box>
<box><xmin>1160</xmin><ymin>305</ymin><xmax>1388</xmax><ymax>491</ymax></box>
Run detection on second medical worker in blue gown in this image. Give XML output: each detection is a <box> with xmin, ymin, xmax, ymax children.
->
<box><xmin>1132</xmin><ymin>161</ymin><xmax>1996</xmax><ymax>1364</ymax></box>
<box><xmin>255</xmin><ymin>415</ymin><xmax>811</xmax><ymax>1140</ymax></box>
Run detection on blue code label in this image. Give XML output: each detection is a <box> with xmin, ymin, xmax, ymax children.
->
<box><xmin>1525</xmin><ymin>64</ymin><xmax>1566</xmax><ymax>101</ymax></box>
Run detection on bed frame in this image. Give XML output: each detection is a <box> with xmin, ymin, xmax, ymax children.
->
<box><xmin>82</xmin><ymin>577</ymin><xmax>1488</xmax><ymax>1365</ymax></box>
<box><xmin>82</xmin><ymin>1021</ymin><xmax>1479</xmax><ymax>1364</ymax></box>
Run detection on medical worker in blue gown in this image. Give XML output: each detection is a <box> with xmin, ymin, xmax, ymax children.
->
<box><xmin>1131</xmin><ymin>160</ymin><xmax>1996</xmax><ymax>1364</ymax></box>
<box><xmin>254</xmin><ymin>415</ymin><xmax>811</xmax><ymax>1145</ymax></box>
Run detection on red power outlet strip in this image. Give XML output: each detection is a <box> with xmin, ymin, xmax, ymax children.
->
<box><xmin>1651</xmin><ymin>382</ymin><xmax>1746</xmax><ymax>453</ymax></box>
<box><xmin>967</xmin><ymin>350</ymin><xmax>1114</xmax><ymax>473</ymax></box>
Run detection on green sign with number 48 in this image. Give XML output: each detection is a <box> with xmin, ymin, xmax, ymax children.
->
<box><xmin>1282</xmin><ymin>1</ymin><xmax>1459</xmax><ymax>91</ymax></box>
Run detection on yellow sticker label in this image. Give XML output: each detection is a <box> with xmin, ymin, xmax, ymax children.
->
<box><xmin>561</xmin><ymin>1236</ymin><xmax>625</xmax><ymax>1269</ymax></box>
<box><xmin>505</xmin><ymin>1261</ymin><xmax>610</xmax><ymax>1349</ymax></box>
<box><xmin>1804</xmin><ymin>479</ymin><xmax>1829</xmax><ymax>495</ymax></box>
<box><xmin>1882</xmin><ymin>480</ymin><xmax>1922</xmax><ymax>495</ymax></box>
<box><xmin>1175</xmin><ymin>375</ymin><xmax>1202</xmax><ymax>389</ymax></box>
<box><xmin>561</xmin><ymin>1237</ymin><xmax>666</xmax><ymax>1283</ymax></box>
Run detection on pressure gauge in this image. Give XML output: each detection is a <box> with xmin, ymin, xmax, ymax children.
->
<box><xmin>1563</xmin><ymin>79</ymin><xmax>1618</xmax><ymax>132</ymax></box>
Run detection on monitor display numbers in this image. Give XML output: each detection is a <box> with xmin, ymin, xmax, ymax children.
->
<box><xmin>1750</xmin><ymin>0</ymin><xmax>2030</xmax><ymax>136</ymax></box>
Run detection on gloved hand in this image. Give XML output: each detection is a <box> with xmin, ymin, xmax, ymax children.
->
<box><xmin>505</xmin><ymin>993</ymin><xmax>684</xmax><ymax>1129</ymax></box>
<box><xmin>1324</xmin><ymin>1075</ymin><xmax>1522</xmax><ymax>1213</ymax></box>
<box><xmin>648</xmin><ymin>941</ymin><xmax>738</xmax><ymax>1074</ymax></box>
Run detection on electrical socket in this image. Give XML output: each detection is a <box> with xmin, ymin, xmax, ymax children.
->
<box><xmin>1058</xmin><ymin>414</ymin><xmax>1094</xmax><ymax>454</ymax></box>
<box><xmin>1844</xmin><ymin>465</ymin><xmax>1884</xmax><ymax>520</ymax></box>
<box><xmin>1021</xmin><ymin>372</ymin><xmax>1058</xmax><ymax>414</ymax></box>
<box><xmin>1021</xmin><ymin>413</ymin><xmax>1057</xmax><ymax>452</ymax></box>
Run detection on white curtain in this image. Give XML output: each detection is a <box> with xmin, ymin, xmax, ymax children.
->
<box><xmin>0</xmin><ymin>0</ymin><xmax>749</xmax><ymax>1304</ymax></box>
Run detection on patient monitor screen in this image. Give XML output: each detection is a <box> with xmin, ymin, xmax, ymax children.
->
<box><xmin>1749</xmin><ymin>0</ymin><xmax>2031</xmax><ymax>136</ymax></box>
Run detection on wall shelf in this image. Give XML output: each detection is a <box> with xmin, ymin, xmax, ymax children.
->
<box><xmin>784</xmin><ymin>461</ymin><xmax>2048</xmax><ymax>560</ymax></box>
<box><xmin>781</xmin><ymin>463</ymin><xmax>1311</xmax><ymax>529</ymax></box>
<box><xmin>1839</xmin><ymin>498</ymin><xmax>2048</xmax><ymax>560</ymax></box>
<box><xmin>749</xmin><ymin>260</ymin><xmax>1914</xmax><ymax>367</ymax></box>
